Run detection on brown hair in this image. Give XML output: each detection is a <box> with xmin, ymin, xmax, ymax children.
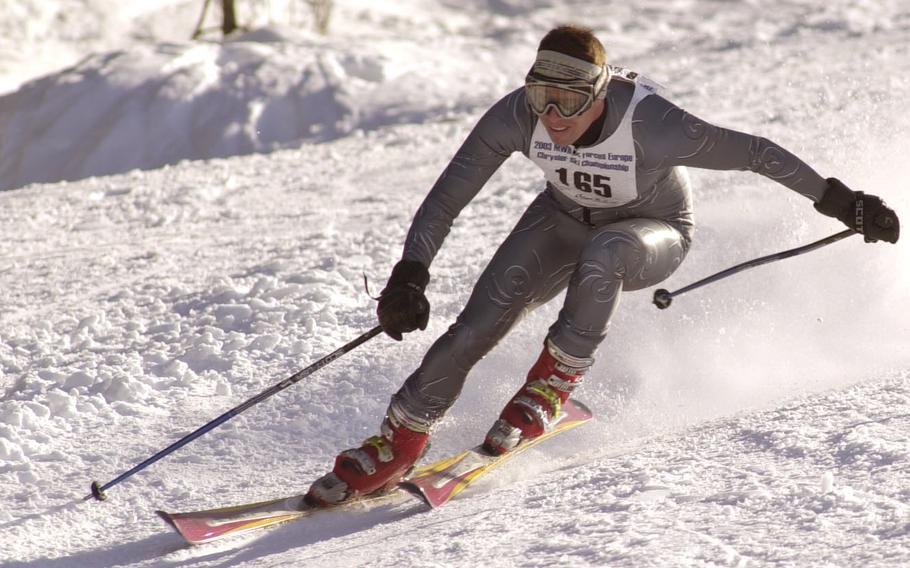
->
<box><xmin>538</xmin><ymin>25</ymin><xmax>606</xmax><ymax>66</ymax></box>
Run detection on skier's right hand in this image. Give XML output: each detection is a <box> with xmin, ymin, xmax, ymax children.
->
<box><xmin>377</xmin><ymin>260</ymin><xmax>430</xmax><ymax>341</ymax></box>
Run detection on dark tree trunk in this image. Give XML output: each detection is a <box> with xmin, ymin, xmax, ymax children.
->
<box><xmin>221</xmin><ymin>0</ymin><xmax>238</xmax><ymax>36</ymax></box>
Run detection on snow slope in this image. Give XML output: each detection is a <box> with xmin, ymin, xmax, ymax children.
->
<box><xmin>1</xmin><ymin>1</ymin><xmax>909</xmax><ymax>566</ymax></box>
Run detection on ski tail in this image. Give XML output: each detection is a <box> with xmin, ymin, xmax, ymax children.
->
<box><xmin>156</xmin><ymin>495</ymin><xmax>311</xmax><ymax>544</ymax></box>
<box><xmin>156</xmin><ymin>509</ymin><xmax>307</xmax><ymax>545</ymax></box>
<box><xmin>157</xmin><ymin>490</ymin><xmax>402</xmax><ymax>545</ymax></box>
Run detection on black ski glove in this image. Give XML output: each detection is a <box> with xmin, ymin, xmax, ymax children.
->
<box><xmin>814</xmin><ymin>178</ymin><xmax>900</xmax><ymax>243</ymax></box>
<box><xmin>377</xmin><ymin>260</ymin><xmax>430</xmax><ymax>341</ymax></box>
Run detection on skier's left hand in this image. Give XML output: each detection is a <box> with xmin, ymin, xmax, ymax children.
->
<box><xmin>815</xmin><ymin>178</ymin><xmax>900</xmax><ymax>243</ymax></box>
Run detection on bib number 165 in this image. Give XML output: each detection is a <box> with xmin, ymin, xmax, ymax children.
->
<box><xmin>555</xmin><ymin>168</ymin><xmax>612</xmax><ymax>198</ymax></box>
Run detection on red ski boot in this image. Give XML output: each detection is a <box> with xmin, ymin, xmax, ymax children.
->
<box><xmin>484</xmin><ymin>339</ymin><xmax>593</xmax><ymax>455</ymax></box>
<box><xmin>306</xmin><ymin>413</ymin><xmax>429</xmax><ymax>506</ymax></box>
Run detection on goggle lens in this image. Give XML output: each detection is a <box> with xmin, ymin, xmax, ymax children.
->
<box><xmin>525</xmin><ymin>83</ymin><xmax>593</xmax><ymax>119</ymax></box>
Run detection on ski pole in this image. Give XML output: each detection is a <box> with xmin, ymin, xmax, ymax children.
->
<box><xmin>652</xmin><ymin>229</ymin><xmax>856</xmax><ymax>310</ymax></box>
<box><xmin>87</xmin><ymin>325</ymin><xmax>384</xmax><ymax>501</ymax></box>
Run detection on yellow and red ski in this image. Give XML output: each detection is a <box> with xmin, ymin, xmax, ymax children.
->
<box><xmin>156</xmin><ymin>491</ymin><xmax>400</xmax><ymax>545</ymax></box>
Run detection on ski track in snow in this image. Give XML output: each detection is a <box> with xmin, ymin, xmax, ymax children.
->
<box><xmin>1</xmin><ymin>1</ymin><xmax>910</xmax><ymax>567</ymax></box>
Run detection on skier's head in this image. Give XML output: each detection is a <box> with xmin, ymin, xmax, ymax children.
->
<box><xmin>536</xmin><ymin>25</ymin><xmax>607</xmax><ymax>69</ymax></box>
<box><xmin>526</xmin><ymin>25</ymin><xmax>609</xmax><ymax>145</ymax></box>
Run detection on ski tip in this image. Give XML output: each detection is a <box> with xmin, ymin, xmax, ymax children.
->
<box><xmin>397</xmin><ymin>481</ymin><xmax>435</xmax><ymax>509</ymax></box>
<box><xmin>156</xmin><ymin>510</ymin><xmax>177</xmax><ymax>529</ymax></box>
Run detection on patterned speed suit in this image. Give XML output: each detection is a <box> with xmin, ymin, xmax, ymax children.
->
<box><xmin>388</xmin><ymin>69</ymin><xmax>829</xmax><ymax>431</ymax></box>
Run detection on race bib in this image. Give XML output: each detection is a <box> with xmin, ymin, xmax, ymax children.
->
<box><xmin>530</xmin><ymin>71</ymin><xmax>659</xmax><ymax>208</ymax></box>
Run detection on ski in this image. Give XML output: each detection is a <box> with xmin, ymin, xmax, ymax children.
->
<box><xmin>156</xmin><ymin>491</ymin><xmax>401</xmax><ymax>545</ymax></box>
<box><xmin>399</xmin><ymin>399</ymin><xmax>592</xmax><ymax>508</ymax></box>
<box><xmin>157</xmin><ymin>399</ymin><xmax>592</xmax><ymax>545</ymax></box>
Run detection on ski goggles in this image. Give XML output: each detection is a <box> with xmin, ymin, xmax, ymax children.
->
<box><xmin>524</xmin><ymin>50</ymin><xmax>609</xmax><ymax>119</ymax></box>
<box><xmin>525</xmin><ymin>76</ymin><xmax>602</xmax><ymax>118</ymax></box>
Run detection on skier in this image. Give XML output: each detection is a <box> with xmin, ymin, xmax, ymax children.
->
<box><xmin>305</xmin><ymin>25</ymin><xmax>900</xmax><ymax>506</ymax></box>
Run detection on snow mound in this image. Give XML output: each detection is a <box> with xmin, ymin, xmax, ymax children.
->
<box><xmin>0</xmin><ymin>26</ymin><xmax>523</xmax><ymax>192</ymax></box>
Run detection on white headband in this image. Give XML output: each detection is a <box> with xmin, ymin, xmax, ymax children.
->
<box><xmin>530</xmin><ymin>50</ymin><xmax>603</xmax><ymax>82</ymax></box>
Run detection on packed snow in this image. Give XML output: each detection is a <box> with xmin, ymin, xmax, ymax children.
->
<box><xmin>1</xmin><ymin>1</ymin><xmax>909</xmax><ymax>566</ymax></box>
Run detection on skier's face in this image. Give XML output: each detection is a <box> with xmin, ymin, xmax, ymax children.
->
<box><xmin>539</xmin><ymin>98</ymin><xmax>604</xmax><ymax>146</ymax></box>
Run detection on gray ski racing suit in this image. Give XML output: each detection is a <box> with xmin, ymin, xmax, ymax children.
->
<box><xmin>388</xmin><ymin>69</ymin><xmax>828</xmax><ymax>430</ymax></box>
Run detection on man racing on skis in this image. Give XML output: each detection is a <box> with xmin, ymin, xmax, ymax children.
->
<box><xmin>305</xmin><ymin>25</ymin><xmax>900</xmax><ymax>506</ymax></box>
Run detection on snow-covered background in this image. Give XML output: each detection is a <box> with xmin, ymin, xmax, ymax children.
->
<box><xmin>1</xmin><ymin>0</ymin><xmax>909</xmax><ymax>566</ymax></box>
